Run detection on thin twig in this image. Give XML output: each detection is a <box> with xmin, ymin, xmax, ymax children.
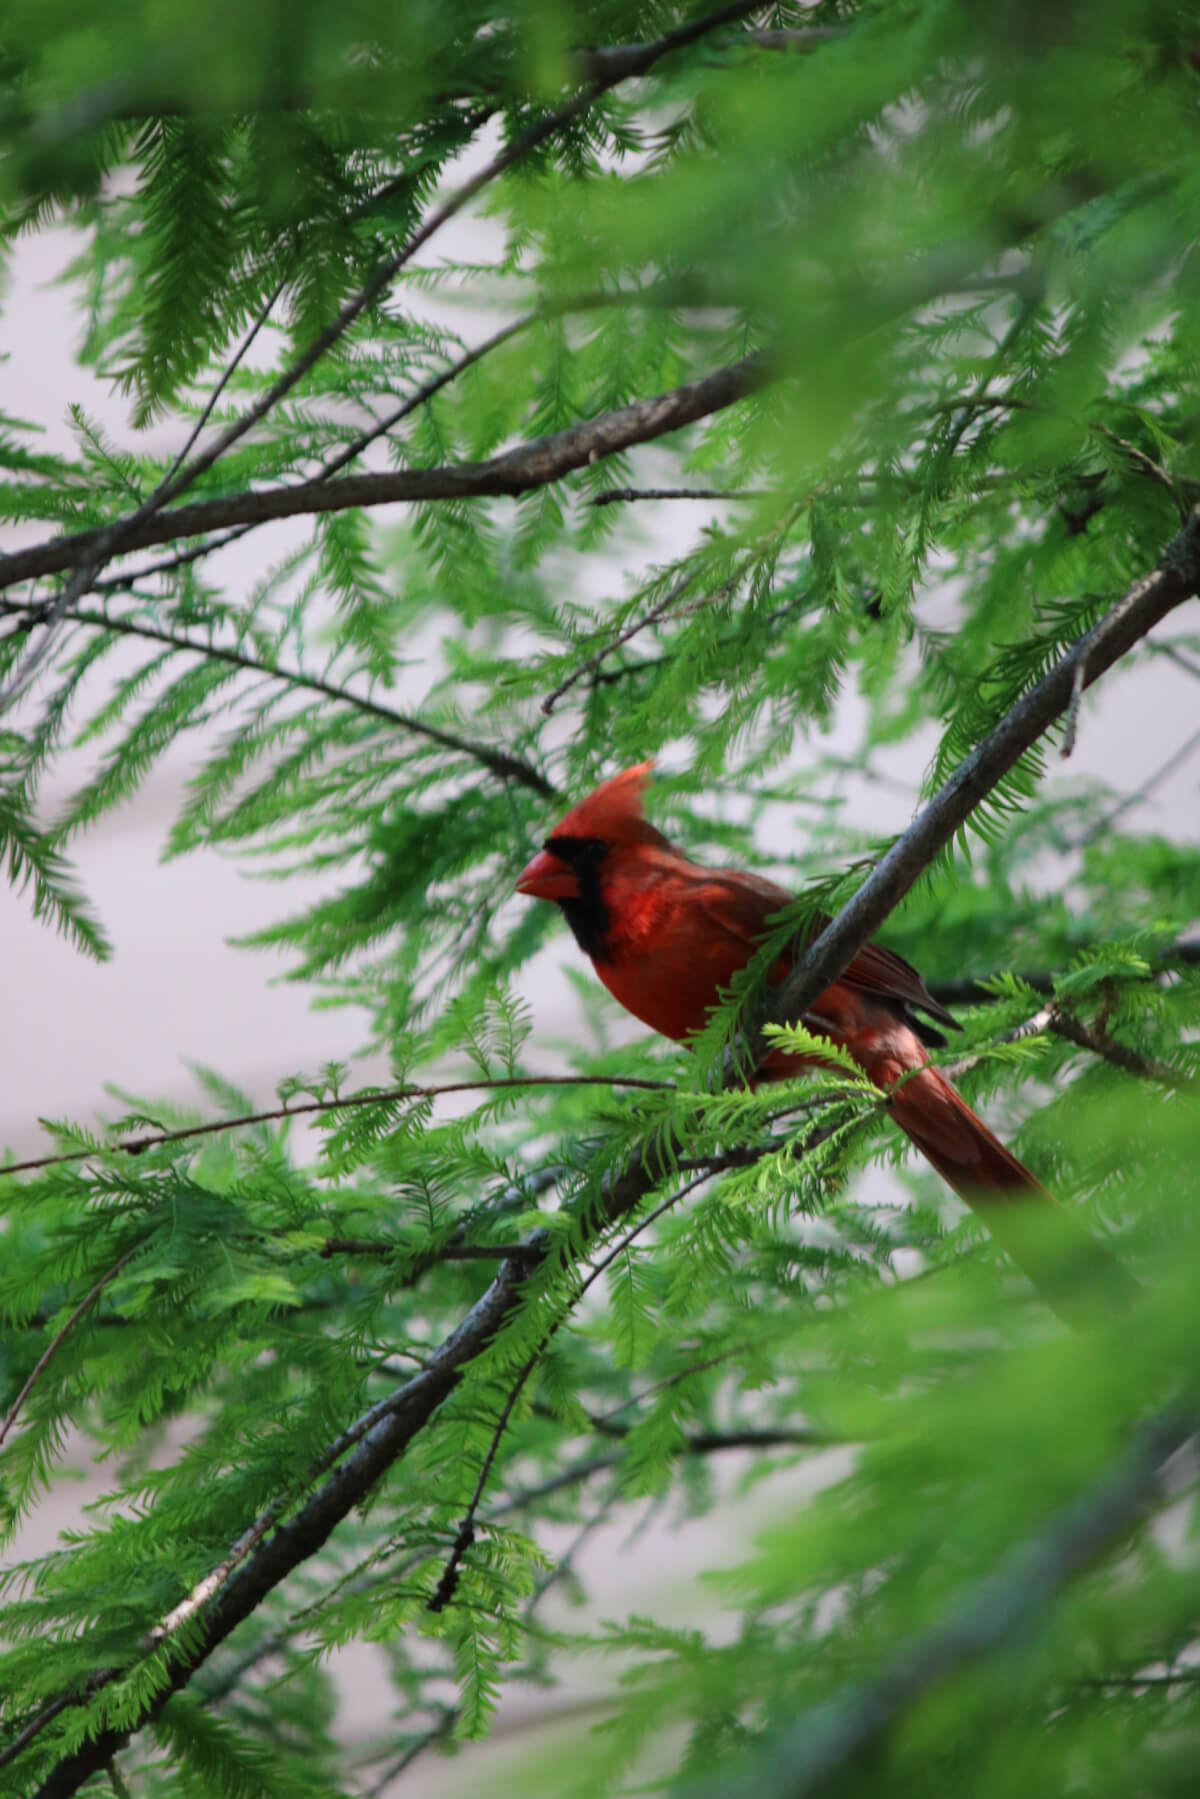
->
<box><xmin>541</xmin><ymin>568</ymin><xmax>701</xmax><ymax>714</ymax></box>
<box><xmin>940</xmin><ymin>1005</ymin><xmax>1056</xmax><ymax>1083</ymax></box>
<box><xmin>1075</xmin><ymin>720</ymin><xmax>1200</xmax><ymax>844</ymax></box>
<box><xmin>1047</xmin><ymin>1008</ymin><xmax>1195</xmax><ymax>1094</ymax></box>
<box><xmin>427</xmin><ymin>1168</ymin><xmax>714</xmax><ymax>1610</ymax></box>
<box><xmin>93</xmin><ymin>300</ymin><xmax>642</xmax><ymax>597</ymax></box>
<box><xmin>362</xmin><ymin>1709</ymin><xmax>457</xmax><ymax>1795</ymax></box>
<box><xmin>0</xmin><ymin>596</ymin><xmax>557</xmax><ymax>798</ymax></box>
<box><xmin>584</xmin><ymin>584</ymin><xmax>820</xmax><ymax>691</ymax></box>
<box><xmin>591</xmin><ymin>484</ymin><xmax>771</xmax><ymax>505</ymax></box>
<box><xmin>319</xmin><ymin>1237</ymin><xmax>537</xmax><ymax>1262</ymax></box>
<box><xmin>313</xmin><ymin>285</ymin><xmax>682</xmax><ymax>489</ymax></box>
<box><xmin>91</xmin><ymin>525</ymin><xmax>257</xmax><ymax>592</ymax></box>
<box><xmin>542</xmin><ymin>502</ymin><xmax>797</xmax><ymax>713</ymax></box>
<box><xmin>0</xmin><ymin>1242</ymin><xmax>143</xmax><ymax>1450</ymax></box>
<box><xmin>0</xmin><ymin>282</ymin><xmax>286</xmax><ymax>710</ymax></box>
<box><xmin>937</xmin><ymin>992</ymin><xmax>1193</xmax><ymax>1095</ymax></box>
<box><xmin>149</xmin><ymin>279</ymin><xmax>288</xmax><ymax>507</ymax></box>
<box><xmin>1059</xmin><ymin>652</ymin><xmax>1088</xmax><ymax>758</ymax></box>
<box><xmin>925</xmin><ymin>940</ymin><xmax>1200</xmax><ymax>1007</ymax></box>
<box><xmin>2</xmin><ymin>0</ymin><xmax>772</xmax><ymax>620</ymax></box>
<box><xmin>0</xmin><ymin>1692</ymin><xmax>97</xmax><ymax>1774</ymax></box>
<box><xmin>143</xmin><ymin>1505</ymin><xmax>288</xmax><ymax>1646</ymax></box>
<box><xmin>0</xmin><ymin>1073</ymin><xmax>671</xmax><ymax>1179</ymax></box>
<box><xmin>100</xmin><ymin>287</ymin><xmax>691</xmax><ymax>600</ymax></box>
<box><xmin>0</xmin><ymin>0</ymin><xmax>775</xmax><ymax>723</ymax></box>
<box><xmin>104</xmin><ymin>1757</ymin><xmax>132</xmax><ymax>1799</ymax></box>
<box><xmin>1090</xmin><ymin>421</ymin><xmax>1184</xmax><ymax>514</ymax></box>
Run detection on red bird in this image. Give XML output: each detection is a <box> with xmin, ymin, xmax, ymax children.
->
<box><xmin>516</xmin><ymin>762</ymin><xmax>1132</xmax><ymax>1315</ymax></box>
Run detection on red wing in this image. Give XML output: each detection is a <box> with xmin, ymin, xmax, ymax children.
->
<box><xmin>841</xmin><ymin>938</ymin><xmax>960</xmax><ymax>1034</ymax></box>
<box><xmin>699</xmin><ymin>872</ymin><xmax>958</xmax><ymax>1034</ymax></box>
<box><xmin>694</xmin><ymin>868</ymin><xmax>797</xmax><ymax>954</ymax></box>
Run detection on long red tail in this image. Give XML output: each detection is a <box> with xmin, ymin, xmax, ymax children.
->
<box><xmin>889</xmin><ymin>1066</ymin><xmax>1138</xmax><ymax>1321</ymax></box>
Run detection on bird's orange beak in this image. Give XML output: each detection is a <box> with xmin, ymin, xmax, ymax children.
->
<box><xmin>515</xmin><ymin>847</ymin><xmax>579</xmax><ymax>901</ymax></box>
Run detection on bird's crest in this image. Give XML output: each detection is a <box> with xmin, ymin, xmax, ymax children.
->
<box><xmin>548</xmin><ymin>761</ymin><xmax>671</xmax><ymax>847</ymax></box>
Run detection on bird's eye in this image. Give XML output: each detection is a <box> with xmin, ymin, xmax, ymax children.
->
<box><xmin>546</xmin><ymin>834</ymin><xmax>608</xmax><ymax>866</ymax></box>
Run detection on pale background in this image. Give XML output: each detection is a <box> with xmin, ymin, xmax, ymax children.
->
<box><xmin>3</xmin><ymin>219</ymin><xmax>1198</xmax><ymax>1793</ymax></box>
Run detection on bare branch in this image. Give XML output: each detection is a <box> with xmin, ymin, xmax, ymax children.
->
<box><xmin>0</xmin><ymin>352</ymin><xmax>770</xmax><ymax>593</ymax></box>
<box><xmin>572</xmin><ymin>0</ymin><xmax>774</xmax><ymax>82</ymax></box>
<box><xmin>542</xmin><ymin>502</ymin><xmax>798</xmax><ymax>713</ymax></box>
<box><xmin>1047</xmin><ymin>1008</ymin><xmax>1196</xmax><ymax>1094</ymax></box>
<box><xmin>313</xmin><ymin>282</ymin><xmax>692</xmax><ymax>490</ymax></box>
<box><xmin>541</xmin><ymin>568</ymin><xmax>701</xmax><ymax>714</ymax></box>
<box><xmin>591</xmin><ymin>484</ymin><xmax>771</xmax><ymax>505</ymax></box>
<box><xmin>319</xmin><ymin>1236</ymin><xmax>536</xmax><ymax>1262</ymax></box>
<box><xmin>89</xmin><ymin>296</ymin><xmax>660</xmax><ymax>597</ymax></box>
<box><xmin>1059</xmin><ymin>651</ymin><xmax>1088</xmax><ymax>758</ymax></box>
<box><xmin>91</xmin><ymin>525</ymin><xmax>256</xmax><ymax>592</ymax></box>
<box><xmin>149</xmin><ymin>279</ymin><xmax>288</xmax><ymax>508</ymax></box>
<box><xmin>136</xmin><ymin>1</ymin><xmax>768</xmax><ymax>516</ymax></box>
<box><xmin>0</xmin><ymin>0</ymin><xmax>774</xmax><ymax>718</ymax></box>
<box><xmin>0</xmin><ymin>1073</ymin><xmax>672</xmax><ymax>1180</ymax></box>
<box><xmin>940</xmin><ymin>1004</ymin><xmax>1058</xmax><ymax>1083</ymax></box>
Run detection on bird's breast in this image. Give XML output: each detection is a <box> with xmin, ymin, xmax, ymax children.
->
<box><xmin>592</xmin><ymin>883</ymin><xmax>757</xmax><ymax>1042</ymax></box>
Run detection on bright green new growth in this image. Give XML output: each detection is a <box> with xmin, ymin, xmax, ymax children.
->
<box><xmin>1</xmin><ymin>3</ymin><xmax>1200</xmax><ymax>1795</ymax></box>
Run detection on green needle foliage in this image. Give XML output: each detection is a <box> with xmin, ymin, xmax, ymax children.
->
<box><xmin>1</xmin><ymin>2</ymin><xmax>1200</xmax><ymax>1794</ymax></box>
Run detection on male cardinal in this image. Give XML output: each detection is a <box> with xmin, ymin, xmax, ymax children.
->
<box><xmin>516</xmin><ymin>762</ymin><xmax>1134</xmax><ymax>1317</ymax></box>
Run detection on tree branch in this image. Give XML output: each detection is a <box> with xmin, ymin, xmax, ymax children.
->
<box><xmin>693</xmin><ymin>1412</ymin><xmax>1190</xmax><ymax>1799</ymax></box>
<box><xmin>0</xmin><ymin>597</ymin><xmax>557</xmax><ymax>798</ymax></box>
<box><xmin>319</xmin><ymin>1237</ymin><xmax>537</xmax><ymax>1262</ymax></box>
<box><xmin>541</xmin><ymin>503</ymin><xmax>797</xmax><ymax>712</ymax></box>
<box><xmin>0</xmin><ymin>1242</ymin><xmax>144</xmax><ymax>1449</ymax></box>
<box><xmin>0</xmin><ymin>0</ymin><xmax>772</xmax><ymax>608</ymax></box>
<box><xmin>541</xmin><ymin>567</ymin><xmax>702</xmax><ymax>714</ymax></box>
<box><xmin>590</xmin><ymin>484</ymin><xmax>771</xmax><ymax>505</ymax></box>
<box><xmin>135</xmin><ymin>2</ymin><xmax>769</xmax><ymax>515</ymax></box>
<box><xmin>925</xmin><ymin>940</ymin><xmax>1200</xmax><ymax>1007</ymax></box>
<box><xmin>90</xmin><ymin>524</ymin><xmax>257</xmax><ymax>592</ymax></box>
<box><xmin>764</xmin><ymin>511</ymin><xmax>1200</xmax><ymax>1049</ymax></box>
<box><xmin>0</xmin><ymin>352</ymin><xmax>769</xmax><ymax>593</ymax></box>
<box><xmin>427</xmin><ymin>1168</ymin><xmax>714</xmax><ymax>1611</ymax></box>
<box><xmin>0</xmin><ymin>1074</ymin><xmax>671</xmax><ymax>1179</ymax></box>
<box><xmin>1046</xmin><ymin>1008</ymin><xmax>1196</xmax><ymax>1094</ymax></box>
<box><xmin>25</xmin><ymin>523</ymin><xmax>1200</xmax><ymax>1797</ymax></box>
